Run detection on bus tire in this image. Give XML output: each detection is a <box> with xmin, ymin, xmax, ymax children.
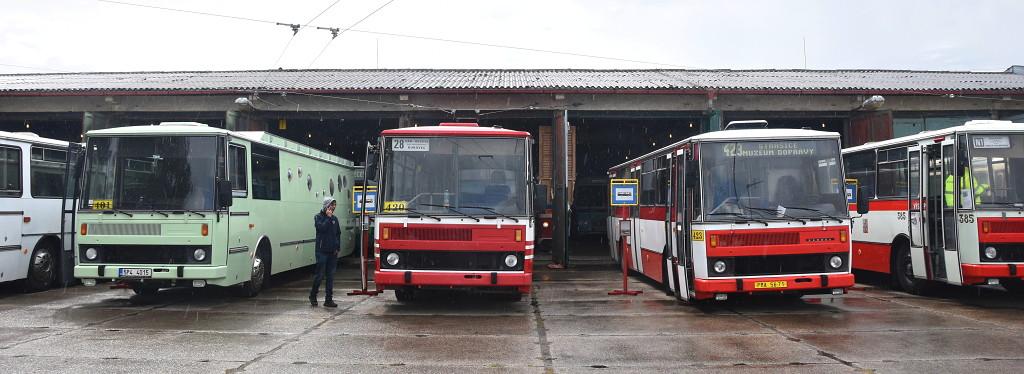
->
<box><xmin>395</xmin><ymin>287</ymin><xmax>416</xmax><ymax>302</ymax></box>
<box><xmin>23</xmin><ymin>242</ymin><xmax>57</xmax><ymax>292</ymax></box>
<box><xmin>999</xmin><ymin>278</ymin><xmax>1024</xmax><ymax>295</ymax></box>
<box><xmin>237</xmin><ymin>245</ymin><xmax>269</xmax><ymax>297</ymax></box>
<box><xmin>894</xmin><ymin>243</ymin><xmax>927</xmax><ymax>295</ymax></box>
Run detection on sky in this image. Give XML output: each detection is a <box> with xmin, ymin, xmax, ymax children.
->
<box><xmin>0</xmin><ymin>0</ymin><xmax>1020</xmax><ymax>74</ymax></box>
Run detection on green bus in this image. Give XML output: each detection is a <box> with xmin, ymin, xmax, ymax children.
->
<box><xmin>74</xmin><ymin>122</ymin><xmax>357</xmax><ymax>296</ymax></box>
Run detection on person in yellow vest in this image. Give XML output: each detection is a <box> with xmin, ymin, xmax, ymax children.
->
<box><xmin>945</xmin><ymin>166</ymin><xmax>988</xmax><ymax>208</ymax></box>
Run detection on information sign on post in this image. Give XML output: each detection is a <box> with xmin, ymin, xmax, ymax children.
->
<box><xmin>845</xmin><ymin>179</ymin><xmax>859</xmax><ymax>204</ymax></box>
<box><xmin>352</xmin><ymin>186</ymin><xmax>378</xmax><ymax>214</ymax></box>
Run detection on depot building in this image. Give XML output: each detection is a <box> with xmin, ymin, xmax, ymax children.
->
<box><xmin>2</xmin><ymin>67</ymin><xmax>1024</xmax><ymax>243</ymax></box>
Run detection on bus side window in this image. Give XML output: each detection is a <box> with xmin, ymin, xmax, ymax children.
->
<box><xmin>0</xmin><ymin>146</ymin><xmax>21</xmax><ymax>197</ymax></box>
<box><xmin>876</xmin><ymin>148</ymin><xmax>908</xmax><ymax>198</ymax></box>
<box><xmin>251</xmin><ymin>144</ymin><xmax>281</xmax><ymax>201</ymax></box>
<box><xmin>29</xmin><ymin>146</ymin><xmax>67</xmax><ymax>198</ymax></box>
<box><xmin>684</xmin><ymin>157</ymin><xmax>700</xmax><ymax>219</ymax></box>
<box><xmin>229</xmin><ymin>144</ymin><xmax>248</xmax><ymax>197</ymax></box>
<box><xmin>844</xmin><ymin>150</ymin><xmax>876</xmax><ymax>199</ymax></box>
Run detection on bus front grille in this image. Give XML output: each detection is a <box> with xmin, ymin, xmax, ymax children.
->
<box><xmin>88</xmin><ymin>223</ymin><xmax>162</xmax><ymax>236</ymax></box>
<box><xmin>390</xmin><ymin>228</ymin><xmax>473</xmax><ymax>241</ymax></box>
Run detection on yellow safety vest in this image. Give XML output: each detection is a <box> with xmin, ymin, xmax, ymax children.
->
<box><xmin>944</xmin><ymin>169</ymin><xmax>988</xmax><ymax>207</ymax></box>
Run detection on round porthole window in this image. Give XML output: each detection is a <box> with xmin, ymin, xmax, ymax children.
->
<box><xmin>342</xmin><ymin>175</ymin><xmax>348</xmax><ymax>188</ymax></box>
<box><xmin>307</xmin><ymin>174</ymin><xmax>313</xmax><ymax>191</ymax></box>
<box><xmin>329</xmin><ymin>179</ymin><xmax>336</xmax><ymax>196</ymax></box>
<box><xmin>298</xmin><ymin>166</ymin><xmax>303</xmax><ymax>177</ymax></box>
<box><xmin>287</xmin><ymin>168</ymin><xmax>293</xmax><ymax>181</ymax></box>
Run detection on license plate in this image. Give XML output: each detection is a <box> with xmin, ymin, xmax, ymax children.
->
<box><xmin>118</xmin><ymin>268</ymin><xmax>152</xmax><ymax>278</ymax></box>
<box><xmin>754</xmin><ymin>281</ymin><xmax>788</xmax><ymax>289</ymax></box>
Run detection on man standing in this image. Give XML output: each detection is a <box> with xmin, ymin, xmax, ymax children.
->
<box><xmin>311</xmin><ymin>197</ymin><xmax>341</xmax><ymax>307</ymax></box>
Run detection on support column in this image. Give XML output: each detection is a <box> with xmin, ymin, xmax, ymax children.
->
<box><xmin>551</xmin><ymin>110</ymin><xmax>569</xmax><ymax>267</ymax></box>
<box><xmin>705</xmin><ymin>109</ymin><xmax>723</xmax><ymax>132</ymax></box>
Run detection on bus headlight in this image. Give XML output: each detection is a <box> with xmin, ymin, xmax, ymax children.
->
<box><xmin>504</xmin><ymin>254</ymin><xmax>519</xmax><ymax>268</ymax></box>
<box><xmin>712</xmin><ymin>260</ymin><xmax>727</xmax><ymax>274</ymax></box>
<box><xmin>984</xmin><ymin>246</ymin><xmax>998</xmax><ymax>260</ymax></box>
<box><xmin>829</xmin><ymin>255</ymin><xmax>844</xmax><ymax>269</ymax></box>
<box><xmin>386</xmin><ymin>252</ymin><xmax>400</xmax><ymax>266</ymax></box>
<box><xmin>193</xmin><ymin>248</ymin><xmax>207</xmax><ymax>262</ymax></box>
<box><xmin>84</xmin><ymin>247</ymin><xmax>98</xmax><ymax>260</ymax></box>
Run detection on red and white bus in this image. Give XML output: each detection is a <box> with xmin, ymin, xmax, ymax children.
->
<box><xmin>844</xmin><ymin>120</ymin><xmax>1024</xmax><ymax>294</ymax></box>
<box><xmin>372</xmin><ymin>123</ymin><xmax>534</xmax><ymax>301</ymax></box>
<box><xmin>608</xmin><ymin>123</ymin><xmax>856</xmax><ymax>301</ymax></box>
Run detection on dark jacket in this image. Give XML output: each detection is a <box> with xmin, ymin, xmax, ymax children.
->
<box><xmin>314</xmin><ymin>212</ymin><xmax>342</xmax><ymax>254</ymax></box>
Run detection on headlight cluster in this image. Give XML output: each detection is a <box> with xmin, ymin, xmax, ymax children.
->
<box><xmin>386</xmin><ymin>252</ymin><xmax>400</xmax><ymax>266</ymax></box>
<box><xmin>85</xmin><ymin>247</ymin><xmax>98</xmax><ymax>260</ymax></box>
<box><xmin>984</xmin><ymin>246</ymin><xmax>998</xmax><ymax>260</ymax></box>
<box><xmin>828</xmin><ymin>255</ymin><xmax>844</xmax><ymax>269</ymax></box>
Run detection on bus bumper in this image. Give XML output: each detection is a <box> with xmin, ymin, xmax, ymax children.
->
<box><xmin>74</xmin><ymin>265</ymin><xmax>230</xmax><ymax>285</ymax></box>
<box><xmin>961</xmin><ymin>263</ymin><xmax>1024</xmax><ymax>285</ymax></box>
<box><xmin>693</xmin><ymin>273</ymin><xmax>855</xmax><ymax>300</ymax></box>
<box><xmin>375</xmin><ymin>270</ymin><xmax>532</xmax><ymax>293</ymax></box>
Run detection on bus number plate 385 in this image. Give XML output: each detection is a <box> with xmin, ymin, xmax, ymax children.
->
<box><xmin>753</xmin><ymin>281</ymin><xmax>787</xmax><ymax>289</ymax></box>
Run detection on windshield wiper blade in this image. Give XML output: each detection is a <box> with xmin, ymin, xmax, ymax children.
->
<box><xmin>458</xmin><ymin>205</ymin><xmax>520</xmax><ymax>222</ymax></box>
<box><xmin>417</xmin><ymin>203</ymin><xmax>480</xmax><ymax>222</ymax></box>
<box><xmin>780</xmin><ymin>206</ymin><xmax>845</xmax><ymax>223</ymax></box>
<box><xmin>403</xmin><ymin>207</ymin><xmax>442</xmax><ymax>222</ymax></box>
<box><xmin>102</xmin><ymin>209</ymin><xmax>133</xmax><ymax>218</ymax></box>
<box><xmin>184</xmin><ymin>209</ymin><xmax>206</xmax><ymax>218</ymax></box>
<box><xmin>149</xmin><ymin>209</ymin><xmax>169</xmax><ymax>217</ymax></box>
<box><xmin>707</xmin><ymin>212</ymin><xmax>768</xmax><ymax>226</ymax></box>
<box><xmin>745</xmin><ymin>206</ymin><xmax>808</xmax><ymax>224</ymax></box>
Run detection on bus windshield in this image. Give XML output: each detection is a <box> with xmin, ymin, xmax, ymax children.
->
<box><xmin>81</xmin><ymin>136</ymin><xmax>221</xmax><ymax>211</ymax></box>
<box><xmin>381</xmin><ymin>137</ymin><xmax>527</xmax><ymax>216</ymax></box>
<box><xmin>968</xmin><ymin>133</ymin><xmax>1024</xmax><ymax>207</ymax></box>
<box><xmin>700</xmin><ymin>139</ymin><xmax>847</xmax><ymax>220</ymax></box>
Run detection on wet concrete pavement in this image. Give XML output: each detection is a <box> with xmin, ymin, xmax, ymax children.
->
<box><xmin>1</xmin><ymin>255</ymin><xmax>1023</xmax><ymax>373</ymax></box>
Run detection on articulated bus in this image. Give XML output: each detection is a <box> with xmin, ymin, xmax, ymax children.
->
<box><xmin>0</xmin><ymin>131</ymin><xmax>77</xmax><ymax>291</ymax></box>
<box><xmin>371</xmin><ymin>123</ymin><xmax>534</xmax><ymax>301</ymax></box>
<box><xmin>608</xmin><ymin>123</ymin><xmax>856</xmax><ymax>302</ymax></box>
<box><xmin>844</xmin><ymin>120</ymin><xmax>1024</xmax><ymax>294</ymax></box>
<box><xmin>74</xmin><ymin>122</ymin><xmax>357</xmax><ymax>296</ymax></box>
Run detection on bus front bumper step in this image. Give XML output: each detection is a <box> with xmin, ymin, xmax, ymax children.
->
<box><xmin>693</xmin><ymin>273</ymin><xmax>855</xmax><ymax>298</ymax></box>
<box><xmin>375</xmin><ymin>270</ymin><xmax>531</xmax><ymax>288</ymax></box>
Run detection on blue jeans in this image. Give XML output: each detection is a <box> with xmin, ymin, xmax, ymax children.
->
<box><xmin>310</xmin><ymin>251</ymin><xmax>338</xmax><ymax>300</ymax></box>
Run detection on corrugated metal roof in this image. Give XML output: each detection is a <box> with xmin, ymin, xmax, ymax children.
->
<box><xmin>1</xmin><ymin>69</ymin><xmax>1023</xmax><ymax>93</ymax></box>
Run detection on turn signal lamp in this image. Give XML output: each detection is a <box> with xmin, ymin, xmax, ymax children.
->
<box><xmin>201</xmin><ymin>224</ymin><xmax>209</xmax><ymax>237</ymax></box>
<box><xmin>982</xmin><ymin>221</ymin><xmax>991</xmax><ymax>233</ymax></box>
<box><xmin>708</xmin><ymin>234</ymin><xmax>718</xmax><ymax>248</ymax></box>
<box><xmin>839</xmin><ymin>230</ymin><xmax>848</xmax><ymax>243</ymax></box>
<box><xmin>80</xmin><ymin>223</ymin><xmax>87</xmax><ymax>236</ymax></box>
<box><xmin>382</xmin><ymin>227</ymin><xmax>390</xmax><ymax>240</ymax></box>
<box><xmin>515</xmin><ymin>229</ymin><xmax>523</xmax><ymax>242</ymax></box>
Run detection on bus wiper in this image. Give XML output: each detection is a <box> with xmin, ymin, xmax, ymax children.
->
<box><xmin>458</xmin><ymin>205</ymin><xmax>520</xmax><ymax>223</ymax></box>
<box><xmin>745</xmin><ymin>206</ymin><xmax>808</xmax><ymax>224</ymax></box>
<box><xmin>780</xmin><ymin>206</ymin><xmax>844</xmax><ymax>223</ymax></box>
<box><xmin>102</xmin><ymin>209</ymin><xmax>134</xmax><ymax>218</ymax></box>
<box><xmin>184</xmin><ymin>209</ymin><xmax>206</xmax><ymax>218</ymax></box>
<box><xmin>984</xmin><ymin>202</ymin><xmax>1024</xmax><ymax>210</ymax></box>
<box><xmin>418</xmin><ymin>203</ymin><xmax>480</xmax><ymax>222</ymax></box>
<box><xmin>708</xmin><ymin>212</ymin><xmax>768</xmax><ymax>226</ymax></box>
<box><xmin>149</xmin><ymin>209</ymin><xmax>170</xmax><ymax>217</ymax></box>
<box><xmin>403</xmin><ymin>207</ymin><xmax>442</xmax><ymax>222</ymax></box>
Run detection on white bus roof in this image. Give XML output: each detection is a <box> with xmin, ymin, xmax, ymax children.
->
<box><xmin>0</xmin><ymin>130</ymin><xmax>71</xmax><ymax>148</ymax></box>
<box><xmin>609</xmin><ymin>128</ymin><xmax>840</xmax><ymax>171</ymax></box>
<box><xmin>843</xmin><ymin>120</ymin><xmax>1024</xmax><ymax>153</ymax></box>
<box><xmin>85</xmin><ymin>123</ymin><xmax>354</xmax><ymax>167</ymax></box>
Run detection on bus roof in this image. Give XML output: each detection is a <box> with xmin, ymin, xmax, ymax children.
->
<box><xmin>381</xmin><ymin>123</ymin><xmax>530</xmax><ymax>138</ymax></box>
<box><xmin>609</xmin><ymin>128</ymin><xmax>840</xmax><ymax>171</ymax></box>
<box><xmin>842</xmin><ymin>120</ymin><xmax>1024</xmax><ymax>153</ymax></box>
<box><xmin>85</xmin><ymin>122</ymin><xmax>354</xmax><ymax>167</ymax></box>
<box><xmin>0</xmin><ymin>131</ymin><xmax>71</xmax><ymax>148</ymax></box>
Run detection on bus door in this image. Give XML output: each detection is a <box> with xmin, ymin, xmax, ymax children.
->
<box><xmin>226</xmin><ymin>142</ymin><xmax>254</xmax><ymax>271</ymax></box>
<box><xmin>924</xmin><ymin>142</ymin><xmax>948</xmax><ymax>280</ymax></box>
<box><xmin>671</xmin><ymin>149</ymin><xmax>697</xmax><ymax>301</ymax></box>
<box><xmin>907</xmin><ymin>146</ymin><xmax>928</xmax><ymax>280</ymax></box>
<box><xmin>59</xmin><ymin>143</ymin><xmax>84</xmax><ymax>285</ymax></box>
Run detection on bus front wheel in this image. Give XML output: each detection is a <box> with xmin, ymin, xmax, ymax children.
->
<box><xmin>23</xmin><ymin>244</ymin><xmax>57</xmax><ymax>292</ymax></box>
<box><xmin>237</xmin><ymin>247</ymin><xmax>268</xmax><ymax>297</ymax></box>
<box><xmin>894</xmin><ymin>243</ymin><xmax>928</xmax><ymax>295</ymax></box>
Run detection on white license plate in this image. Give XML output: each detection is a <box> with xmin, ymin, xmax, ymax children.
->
<box><xmin>118</xmin><ymin>268</ymin><xmax>152</xmax><ymax>278</ymax></box>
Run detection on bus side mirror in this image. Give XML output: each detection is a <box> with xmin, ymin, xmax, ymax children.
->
<box><xmin>856</xmin><ymin>186</ymin><xmax>869</xmax><ymax>214</ymax></box>
<box><xmin>217</xmin><ymin>180</ymin><xmax>233</xmax><ymax>209</ymax></box>
<box><xmin>534</xmin><ymin>184</ymin><xmax>548</xmax><ymax>214</ymax></box>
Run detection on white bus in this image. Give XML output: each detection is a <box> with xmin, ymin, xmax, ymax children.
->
<box><xmin>0</xmin><ymin>131</ymin><xmax>76</xmax><ymax>291</ymax></box>
<box><xmin>843</xmin><ymin>120</ymin><xmax>1024</xmax><ymax>294</ymax></box>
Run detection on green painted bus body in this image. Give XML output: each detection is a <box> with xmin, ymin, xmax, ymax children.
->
<box><xmin>73</xmin><ymin>123</ymin><xmax>357</xmax><ymax>288</ymax></box>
